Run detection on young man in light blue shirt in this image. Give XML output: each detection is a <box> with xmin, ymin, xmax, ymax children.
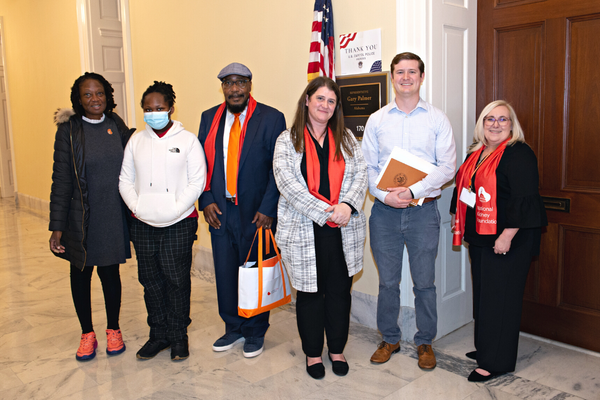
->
<box><xmin>362</xmin><ymin>52</ymin><xmax>456</xmax><ymax>369</ymax></box>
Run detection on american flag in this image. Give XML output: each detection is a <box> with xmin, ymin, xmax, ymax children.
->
<box><xmin>307</xmin><ymin>0</ymin><xmax>335</xmax><ymax>81</ymax></box>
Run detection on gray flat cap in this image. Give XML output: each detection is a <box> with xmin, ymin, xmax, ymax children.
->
<box><xmin>217</xmin><ymin>63</ymin><xmax>252</xmax><ymax>81</ymax></box>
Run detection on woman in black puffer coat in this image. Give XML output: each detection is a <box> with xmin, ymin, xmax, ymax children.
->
<box><xmin>49</xmin><ymin>72</ymin><xmax>134</xmax><ymax>361</ymax></box>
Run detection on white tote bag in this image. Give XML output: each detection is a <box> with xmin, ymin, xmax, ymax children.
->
<box><xmin>238</xmin><ymin>227</ymin><xmax>291</xmax><ymax>317</ymax></box>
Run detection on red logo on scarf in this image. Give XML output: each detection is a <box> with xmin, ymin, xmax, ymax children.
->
<box><xmin>478</xmin><ymin>187</ymin><xmax>491</xmax><ymax>202</ymax></box>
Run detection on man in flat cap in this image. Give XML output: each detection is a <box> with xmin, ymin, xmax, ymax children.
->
<box><xmin>198</xmin><ymin>62</ymin><xmax>286</xmax><ymax>358</ymax></box>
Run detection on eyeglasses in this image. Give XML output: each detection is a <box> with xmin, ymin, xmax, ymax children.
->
<box><xmin>483</xmin><ymin>116</ymin><xmax>511</xmax><ymax>127</ymax></box>
<box><xmin>222</xmin><ymin>79</ymin><xmax>249</xmax><ymax>89</ymax></box>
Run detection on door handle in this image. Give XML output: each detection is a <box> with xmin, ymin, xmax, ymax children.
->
<box><xmin>541</xmin><ymin>196</ymin><xmax>570</xmax><ymax>212</ymax></box>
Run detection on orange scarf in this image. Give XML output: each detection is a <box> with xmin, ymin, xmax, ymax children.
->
<box><xmin>452</xmin><ymin>139</ymin><xmax>509</xmax><ymax>246</ymax></box>
<box><xmin>203</xmin><ymin>95</ymin><xmax>257</xmax><ymax>205</ymax></box>
<box><xmin>304</xmin><ymin>127</ymin><xmax>345</xmax><ymax>227</ymax></box>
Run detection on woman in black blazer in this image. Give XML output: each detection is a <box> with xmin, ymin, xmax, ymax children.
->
<box><xmin>451</xmin><ymin>100</ymin><xmax>547</xmax><ymax>381</ymax></box>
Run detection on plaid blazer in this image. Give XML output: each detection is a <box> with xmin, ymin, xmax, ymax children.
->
<box><xmin>273</xmin><ymin>129</ymin><xmax>368</xmax><ymax>292</ymax></box>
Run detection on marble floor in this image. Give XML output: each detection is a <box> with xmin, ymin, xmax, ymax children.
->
<box><xmin>1</xmin><ymin>197</ymin><xmax>599</xmax><ymax>400</ymax></box>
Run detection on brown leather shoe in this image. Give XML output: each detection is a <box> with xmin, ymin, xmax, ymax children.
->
<box><xmin>417</xmin><ymin>344</ymin><xmax>436</xmax><ymax>369</ymax></box>
<box><xmin>370</xmin><ymin>341</ymin><xmax>400</xmax><ymax>363</ymax></box>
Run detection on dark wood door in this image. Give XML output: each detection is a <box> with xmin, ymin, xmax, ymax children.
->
<box><xmin>477</xmin><ymin>0</ymin><xmax>600</xmax><ymax>352</ymax></box>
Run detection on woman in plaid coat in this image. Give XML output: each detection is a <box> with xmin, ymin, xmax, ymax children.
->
<box><xmin>273</xmin><ymin>77</ymin><xmax>367</xmax><ymax>379</ymax></box>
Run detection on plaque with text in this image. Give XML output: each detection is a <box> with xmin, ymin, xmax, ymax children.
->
<box><xmin>337</xmin><ymin>72</ymin><xmax>389</xmax><ymax>139</ymax></box>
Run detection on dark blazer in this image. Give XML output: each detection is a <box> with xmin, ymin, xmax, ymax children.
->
<box><xmin>198</xmin><ymin>102</ymin><xmax>286</xmax><ymax>239</ymax></box>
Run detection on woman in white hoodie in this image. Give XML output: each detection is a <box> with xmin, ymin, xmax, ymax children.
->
<box><xmin>119</xmin><ymin>81</ymin><xmax>206</xmax><ymax>361</ymax></box>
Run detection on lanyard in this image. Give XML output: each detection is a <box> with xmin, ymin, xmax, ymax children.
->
<box><xmin>467</xmin><ymin>152</ymin><xmax>491</xmax><ymax>191</ymax></box>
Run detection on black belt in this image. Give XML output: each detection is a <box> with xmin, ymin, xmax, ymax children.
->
<box><xmin>225</xmin><ymin>197</ymin><xmax>236</xmax><ymax>203</ymax></box>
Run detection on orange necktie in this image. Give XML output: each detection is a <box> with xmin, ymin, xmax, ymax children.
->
<box><xmin>226</xmin><ymin>113</ymin><xmax>241</xmax><ymax>196</ymax></box>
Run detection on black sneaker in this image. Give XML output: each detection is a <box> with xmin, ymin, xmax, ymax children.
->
<box><xmin>136</xmin><ymin>338</ymin><xmax>170</xmax><ymax>359</ymax></box>
<box><xmin>171</xmin><ymin>339</ymin><xmax>189</xmax><ymax>361</ymax></box>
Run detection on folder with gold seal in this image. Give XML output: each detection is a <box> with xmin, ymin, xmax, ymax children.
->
<box><xmin>375</xmin><ymin>146</ymin><xmax>436</xmax><ymax>206</ymax></box>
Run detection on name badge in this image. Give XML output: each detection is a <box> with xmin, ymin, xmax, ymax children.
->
<box><xmin>460</xmin><ymin>187</ymin><xmax>476</xmax><ymax>208</ymax></box>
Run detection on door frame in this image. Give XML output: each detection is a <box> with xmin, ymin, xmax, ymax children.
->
<box><xmin>76</xmin><ymin>0</ymin><xmax>136</xmax><ymax>128</ymax></box>
<box><xmin>395</xmin><ymin>0</ymin><xmax>478</xmax><ymax>340</ymax></box>
<box><xmin>0</xmin><ymin>16</ymin><xmax>17</xmax><ymax>198</ymax></box>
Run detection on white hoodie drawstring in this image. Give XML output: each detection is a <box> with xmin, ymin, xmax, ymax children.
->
<box><xmin>150</xmin><ymin>134</ymin><xmax>154</xmax><ymax>187</ymax></box>
<box><xmin>165</xmin><ymin>136</ymin><xmax>169</xmax><ymax>192</ymax></box>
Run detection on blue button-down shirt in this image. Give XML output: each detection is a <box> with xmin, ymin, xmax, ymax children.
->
<box><xmin>361</xmin><ymin>98</ymin><xmax>456</xmax><ymax>203</ymax></box>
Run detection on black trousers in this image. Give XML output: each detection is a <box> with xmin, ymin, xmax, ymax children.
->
<box><xmin>130</xmin><ymin>217</ymin><xmax>198</xmax><ymax>342</ymax></box>
<box><xmin>211</xmin><ymin>201</ymin><xmax>270</xmax><ymax>338</ymax></box>
<box><xmin>296</xmin><ymin>225</ymin><xmax>353</xmax><ymax>357</ymax></box>
<box><xmin>469</xmin><ymin>239</ymin><xmax>533</xmax><ymax>373</ymax></box>
<box><xmin>70</xmin><ymin>264</ymin><xmax>121</xmax><ymax>334</ymax></box>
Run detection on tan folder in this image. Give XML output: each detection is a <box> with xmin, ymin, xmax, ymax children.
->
<box><xmin>376</xmin><ymin>158</ymin><xmax>428</xmax><ymax>192</ymax></box>
<box><xmin>375</xmin><ymin>146</ymin><xmax>435</xmax><ymax>206</ymax></box>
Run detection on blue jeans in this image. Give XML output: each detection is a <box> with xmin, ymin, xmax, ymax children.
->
<box><xmin>369</xmin><ymin>199</ymin><xmax>440</xmax><ymax>345</ymax></box>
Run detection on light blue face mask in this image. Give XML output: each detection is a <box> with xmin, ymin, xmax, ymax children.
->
<box><xmin>144</xmin><ymin>111</ymin><xmax>170</xmax><ymax>130</ymax></box>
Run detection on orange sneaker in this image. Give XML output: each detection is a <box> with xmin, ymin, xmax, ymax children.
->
<box><xmin>106</xmin><ymin>329</ymin><xmax>126</xmax><ymax>355</ymax></box>
<box><xmin>76</xmin><ymin>332</ymin><xmax>98</xmax><ymax>361</ymax></box>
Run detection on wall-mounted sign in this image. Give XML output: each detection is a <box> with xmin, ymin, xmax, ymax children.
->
<box><xmin>337</xmin><ymin>72</ymin><xmax>389</xmax><ymax>139</ymax></box>
<box><xmin>339</xmin><ymin>28</ymin><xmax>382</xmax><ymax>76</ymax></box>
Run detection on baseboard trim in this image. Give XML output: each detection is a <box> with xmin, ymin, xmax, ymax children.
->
<box><xmin>15</xmin><ymin>192</ymin><xmax>49</xmax><ymax>220</ymax></box>
<box><xmin>350</xmin><ymin>290</ymin><xmax>418</xmax><ymax>343</ymax></box>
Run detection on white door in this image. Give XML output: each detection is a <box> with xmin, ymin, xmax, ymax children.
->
<box><xmin>0</xmin><ymin>18</ymin><xmax>15</xmax><ymax>198</ymax></box>
<box><xmin>396</xmin><ymin>0</ymin><xmax>478</xmax><ymax>340</ymax></box>
<box><xmin>79</xmin><ymin>0</ymin><xmax>131</xmax><ymax>125</ymax></box>
<box><xmin>429</xmin><ymin>0</ymin><xmax>478</xmax><ymax>338</ymax></box>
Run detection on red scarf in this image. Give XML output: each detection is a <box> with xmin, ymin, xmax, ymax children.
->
<box><xmin>452</xmin><ymin>139</ymin><xmax>509</xmax><ymax>246</ymax></box>
<box><xmin>203</xmin><ymin>95</ymin><xmax>257</xmax><ymax>205</ymax></box>
<box><xmin>304</xmin><ymin>127</ymin><xmax>346</xmax><ymax>227</ymax></box>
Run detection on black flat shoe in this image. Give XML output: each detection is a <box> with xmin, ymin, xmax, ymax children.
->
<box><xmin>465</xmin><ymin>351</ymin><xmax>477</xmax><ymax>360</ymax></box>
<box><xmin>328</xmin><ymin>352</ymin><xmax>349</xmax><ymax>376</ymax></box>
<box><xmin>467</xmin><ymin>369</ymin><xmax>506</xmax><ymax>382</ymax></box>
<box><xmin>306</xmin><ymin>357</ymin><xmax>325</xmax><ymax>379</ymax></box>
<box><xmin>171</xmin><ymin>339</ymin><xmax>189</xmax><ymax>361</ymax></box>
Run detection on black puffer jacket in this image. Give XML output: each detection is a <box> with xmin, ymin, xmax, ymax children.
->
<box><xmin>49</xmin><ymin>109</ymin><xmax>135</xmax><ymax>269</ymax></box>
